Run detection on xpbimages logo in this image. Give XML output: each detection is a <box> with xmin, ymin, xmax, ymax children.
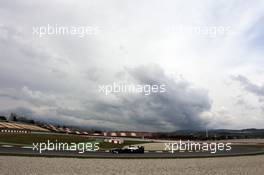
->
<box><xmin>32</xmin><ymin>24</ymin><xmax>100</xmax><ymax>37</ymax></box>
<box><xmin>98</xmin><ymin>82</ymin><xmax>167</xmax><ymax>95</ymax></box>
<box><xmin>164</xmin><ymin>140</ymin><xmax>232</xmax><ymax>154</ymax></box>
<box><xmin>32</xmin><ymin>140</ymin><xmax>100</xmax><ymax>153</ymax></box>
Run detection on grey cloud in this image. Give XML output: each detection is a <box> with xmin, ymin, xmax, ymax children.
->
<box><xmin>231</xmin><ymin>75</ymin><xmax>264</xmax><ymax>100</ymax></box>
<box><xmin>90</xmin><ymin>64</ymin><xmax>212</xmax><ymax>131</ymax></box>
<box><xmin>0</xmin><ymin>107</ymin><xmax>34</xmax><ymax>119</ymax></box>
<box><xmin>232</xmin><ymin>75</ymin><xmax>264</xmax><ymax>112</ymax></box>
<box><xmin>0</xmin><ymin>64</ymin><xmax>212</xmax><ymax>131</ymax></box>
<box><xmin>235</xmin><ymin>96</ymin><xmax>257</xmax><ymax>110</ymax></box>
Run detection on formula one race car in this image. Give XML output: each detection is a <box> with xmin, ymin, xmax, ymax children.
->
<box><xmin>111</xmin><ymin>146</ymin><xmax>144</xmax><ymax>154</ymax></box>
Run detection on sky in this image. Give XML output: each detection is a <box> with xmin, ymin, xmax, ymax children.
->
<box><xmin>0</xmin><ymin>0</ymin><xmax>264</xmax><ymax>131</ymax></box>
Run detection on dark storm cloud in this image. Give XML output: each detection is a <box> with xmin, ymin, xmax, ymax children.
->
<box><xmin>91</xmin><ymin>64</ymin><xmax>212</xmax><ymax>131</ymax></box>
<box><xmin>0</xmin><ymin>63</ymin><xmax>212</xmax><ymax>131</ymax></box>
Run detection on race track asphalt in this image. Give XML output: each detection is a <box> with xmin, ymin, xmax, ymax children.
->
<box><xmin>0</xmin><ymin>145</ymin><xmax>263</xmax><ymax>158</ymax></box>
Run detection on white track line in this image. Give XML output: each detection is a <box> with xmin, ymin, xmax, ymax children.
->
<box><xmin>1</xmin><ymin>145</ymin><xmax>13</xmax><ymax>148</ymax></box>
